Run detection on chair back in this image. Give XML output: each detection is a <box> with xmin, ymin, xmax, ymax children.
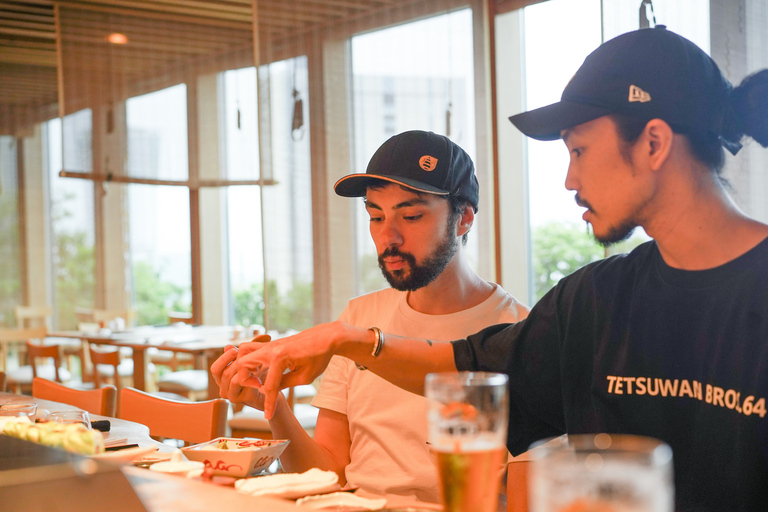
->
<box><xmin>76</xmin><ymin>308</ymin><xmax>135</xmax><ymax>328</ymax></box>
<box><xmin>119</xmin><ymin>387</ymin><xmax>227</xmax><ymax>445</ymax></box>
<box><xmin>26</xmin><ymin>339</ymin><xmax>64</xmax><ymax>382</ymax></box>
<box><xmin>89</xmin><ymin>344</ymin><xmax>123</xmax><ymax>390</ymax></box>
<box><xmin>168</xmin><ymin>311</ymin><xmax>194</xmax><ymax>324</ymax></box>
<box><xmin>14</xmin><ymin>306</ymin><xmax>52</xmax><ymax>329</ymax></box>
<box><xmin>0</xmin><ymin>327</ymin><xmax>48</xmax><ymax>343</ymax></box>
<box><xmin>32</xmin><ymin>377</ymin><xmax>117</xmax><ymax>417</ymax></box>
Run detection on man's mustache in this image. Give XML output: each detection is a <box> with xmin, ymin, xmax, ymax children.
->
<box><xmin>575</xmin><ymin>194</ymin><xmax>593</xmax><ymax>211</ymax></box>
<box><xmin>379</xmin><ymin>247</ymin><xmax>416</xmax><ymax>265</ymax></box>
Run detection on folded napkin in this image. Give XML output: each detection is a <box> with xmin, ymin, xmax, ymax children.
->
<box><xmin>235</xmin><ymin>468</ymin><xmax>340</xmax><ymax>499</ymax></box>
<box><xmin>296</xmin><ymin>492</ymin><xmax>387</xmax><ymax>510</ymax></box>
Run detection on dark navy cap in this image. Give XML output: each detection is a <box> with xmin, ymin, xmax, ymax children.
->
<box><xmin>334</xmin><ymin>130</ymin><xmax>480</xmax><ymax>212</ymax></box>
<box><xmin>509</xmin><ymin>26</ymin><xmax>734</xmax><ymax>149</ymax></box>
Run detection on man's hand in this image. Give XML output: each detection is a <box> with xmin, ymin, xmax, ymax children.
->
<box><xmin>236</xmin><ymin>321</ymin><xmax>367</xmax><ymax>419</ymax></box>
<box><xmin>210</xmin><ymin>335</ymin><xmax>272</xmax><ymax>409</ymax></box>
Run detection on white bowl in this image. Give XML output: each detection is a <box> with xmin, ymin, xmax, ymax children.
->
<box><xmin>181</xmin><ymin>437</ymin><xmax>290</xmax><ymax>478</ymax></box>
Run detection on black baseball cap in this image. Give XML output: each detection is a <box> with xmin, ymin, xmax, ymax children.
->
<box><xmin>334</xmin><ymin>130</ymin><xmax>480</xmax><ymax>212</ymax></box>
<box><xmin>510</xmin><ymin>26</ymin><xmax>735</xmax><ymax>149</ymax></box>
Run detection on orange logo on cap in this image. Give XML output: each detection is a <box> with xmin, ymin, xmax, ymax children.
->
<box><xmin>419</xmin><ymin>155</ymin><xmax>438</xmax><ymax>171</ymax></box>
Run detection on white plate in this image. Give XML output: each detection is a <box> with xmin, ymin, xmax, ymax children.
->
<box><xmin>92</xmin><ymin>446</ymin><xmax>160</xmax><ymax>463</ymax></box>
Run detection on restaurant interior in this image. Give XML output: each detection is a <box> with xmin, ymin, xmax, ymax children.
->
<box><xmin>1</xmin><ymin>0</ymin><xmax>767</xmax><ymax>510</ymax></box>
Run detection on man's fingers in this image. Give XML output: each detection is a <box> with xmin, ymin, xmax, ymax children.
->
<box><xmin>261</xmin><ymin>358</ymin><xmax>293</xmax><ymax>420</ymax></box>
<box><xmin>246</xmin><ymin>334</ymin><xmax>270</xmax><ymax>343</ymax></box>
<box><xmin>211</xmin><ymin>346</ymin><xmax>239</xmax><ymax>384</ymax></box>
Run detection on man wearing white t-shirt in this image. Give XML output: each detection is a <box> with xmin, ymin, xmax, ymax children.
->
<box><xmin>212</xmin><ymin>130</ymin><xmax>527</xmax><ymax>503</ymax></box>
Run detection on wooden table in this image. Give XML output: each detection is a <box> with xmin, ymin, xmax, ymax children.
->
<box><xmin>50</xmin><ymin>325</ymin><xmax>238</xmax><ymax>399</ymax></box>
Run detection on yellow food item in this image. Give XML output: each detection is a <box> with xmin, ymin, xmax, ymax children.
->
<box><xmin>2</xmin><ymin>420</ymin><xmax>104</xmax><ymax>455</ymax></box>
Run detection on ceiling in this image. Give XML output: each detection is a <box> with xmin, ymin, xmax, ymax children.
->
<box><xmin>0</xmin><ymin>0</ymin><xmax>423</xmax><ymax>133</ymax></box>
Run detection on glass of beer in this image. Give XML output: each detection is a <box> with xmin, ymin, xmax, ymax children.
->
<box><xmin>529</xmin><ymin>433</ymin><xmax>674</xmax><ymax>512</ymax></box>
<box><xmin>425</xmin><ymin>372</ymin><xmax>509</xmax><ymax>512</ymax></box>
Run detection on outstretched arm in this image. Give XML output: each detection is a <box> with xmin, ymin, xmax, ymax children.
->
<box><xmin>234</xmin><ymin>320</ymin><xmax>457</xmax><ymax>419</ymax></box>
<box><xmin>211</xmin><ymin>345</ymin><xmax>351</xmax><ymax>481</ymax></box>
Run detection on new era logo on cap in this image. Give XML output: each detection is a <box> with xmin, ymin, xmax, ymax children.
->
<box><xmin>628</xmin><ymin>84</ymin><xmax>651</xmax><ymax>103</ymax></box>
<box><xmin>419</xmin><ymin>155</ymin><xmax>438</xmax><ymax>171</ymax></box>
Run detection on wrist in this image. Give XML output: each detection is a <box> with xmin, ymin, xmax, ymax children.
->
<box><xmin>335</xmin><ymin>323</ymin><xmax>377</xmax><ymax>360</ymax></box>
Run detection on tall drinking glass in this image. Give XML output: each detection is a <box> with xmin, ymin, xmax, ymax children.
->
<box><xmin>425</xmin><ymin>372</ymin><xmax>509</xmax><ymax>512</ymax></box>
<box><xmin>529</xmin><ymin>433</ymin><xmax>674</xmax><ymax>512</ymax></box>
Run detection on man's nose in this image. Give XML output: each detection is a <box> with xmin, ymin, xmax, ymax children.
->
<box><xmin>380</xmin><ymin>218</ymin><xmax>404</xmax><ymax>246</ymax></box>
<box><xmin>564</xmin><ymin>163</ymin><xmax>579</xmax><ymax>191</ymax></box>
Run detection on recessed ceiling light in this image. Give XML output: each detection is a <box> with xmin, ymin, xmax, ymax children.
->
<box><xmin>107</xmin><ymin>33</ymin><xmax>128</xmax><ymax>44</ymax></box>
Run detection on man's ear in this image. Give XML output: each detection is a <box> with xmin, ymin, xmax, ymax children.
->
<box><xmin>457</xmin><ymin>204</ymin><xmax>474</xmax><ymax>236</ymax></box>
<box><xmin>642</xmin><ymin>119</ymin><xmax>674</xmax><ymax>171</ymax></box>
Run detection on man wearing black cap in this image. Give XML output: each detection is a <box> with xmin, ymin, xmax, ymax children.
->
<box><xmin>213</xmin><ymin>130</ymin><xmax>527</xmax><ymax>502</ymax></box>
<box><xmin>235</xmin><ymin>27</ymin><xmax>768</xmax><ymax>510</ymax></box>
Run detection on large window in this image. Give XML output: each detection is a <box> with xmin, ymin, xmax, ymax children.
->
<box><xmin>0</xmin><ymin>136</ymin><xmax>22</xmax><ymax>326</ymax></box>
<box><xmin>523</xmin><ymin>0</ymin><xmax>710</xmax><ymax>303</ymax></box>
<box><xmin>350</xmin><ymin>9</ymin><xmax>476</xmax><ymax>295</ymax></box>
<box><xmin>47</xmin><ymin>111</ymin><xmax>96</xmax><ymax>329</ymax></box>
<box><xmin>224</xmin><ymin>57</ymin><xmax>313</xmax><ymax>333</ymax></box>
<box><xmin>126</xmin><ymin>85</ymin><xmax>191</xmax><ymax>325</ymax></box>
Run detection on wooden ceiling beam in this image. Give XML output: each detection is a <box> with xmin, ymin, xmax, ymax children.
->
<box><xmin>0</xmin><ymin>47</ymin><xmax>57</xmax><ymax>65</ymax></box>
<box><xmin>57</xmin><ymin>0</ymin><xmax>252</xmax><ymax>23</ymax></box>
<box><xmin>0</xmin><ymin>25</ymin><xmax>55</xmax><ymax>38</ymax></box>
<box><xmin>0</xmin><ymin>9</ymin><xmax>54</xmax><ymax>24</ymax></box>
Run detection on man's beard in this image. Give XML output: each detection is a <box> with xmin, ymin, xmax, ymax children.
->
<box><xmin>378</xmin><ymin>225</ymin><xmax>459</xmax><ymax>292</ymax></box>
<box><xmin>594</xmin><ymin>222</ymin><xmax>636</xmax><ymax>247</ymax></box>
<box><xmin>576</xmin><ymin>193</ymin><xmax>636</xmax><ymax>247</ymax></box>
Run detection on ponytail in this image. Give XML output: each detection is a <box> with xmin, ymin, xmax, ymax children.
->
<box><xmin>722</xmin><ymin>69</ymin><xmax>768</xmax><ymax>149</ymax></box>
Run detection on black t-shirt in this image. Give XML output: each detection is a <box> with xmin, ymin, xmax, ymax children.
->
<box><xmin>454</xmin><ymin>239</ymin><xmax>768</xmax><ymax>511</ymax></box>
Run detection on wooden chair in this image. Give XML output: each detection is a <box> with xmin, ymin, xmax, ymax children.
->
<box><xmin>14</xmin><ymin>305</ymin><xmax>52</xmax><ymax>328</ymax></box>
<box><xmin>148</xmin><ymin>312</ymin><xmax>196</xmax><ymax>372</ymax></box>
<box><xmin>89</xmin><ymin>344</ymin><xmax>142</xmax><ymax>392</ymax></box>
<box><xmin>2</xmin><ymin>329</ymin><xmax>72</xmax><ymax>394</ymax></box>
<box><xmin>119</xmin><ymin>387</ymin><xmax>228</xmax><ymax>445</ymax></box>
<box><xmin>0</xmin><ymin>371</ymin><xmax>5</xmax><ymax>392</ymax></box>
<box><xmin>32</xmin><ymin>377</ymin><xmax>117</xmax><ymax>417</ymax></box>
<box><xmin>15</xmin><ymin>305</ymin><xmax>86</xmax><ymax>374</ymax></box>
<box><xmin>75</xmin><ymin>308</ymin><xmax>135</xmax><ymax>328</ymax></box>
<box><xmin>168</xmin><ymin>311</ymin><xmax>194</xmax><ymax>324</ymax></box>
<box><xmin>156</xmin><ymin>326</ymin><xmax>242</xmax><ymax>400</ymax></box>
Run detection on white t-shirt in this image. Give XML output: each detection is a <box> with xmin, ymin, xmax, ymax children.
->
<box><xmin>312</xmin><ymin>284</ymin><xmax>527</xmax><ymax>503</ymax></box>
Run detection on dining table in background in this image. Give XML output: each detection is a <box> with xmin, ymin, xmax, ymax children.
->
<box><xmin>49</xmin><ymin>325</ymin><xmax>239</xmax><ymax>399</ymax></box>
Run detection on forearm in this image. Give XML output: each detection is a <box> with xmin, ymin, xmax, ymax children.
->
<box><xmin>269</xmin><ymin>399</ymin><xmax>347</xmax><ymax>482</ymax></box>
<box><xmin>335</xmin><ymin>329</ymin><xmax>457</xmax><ymax>395</ymax></box>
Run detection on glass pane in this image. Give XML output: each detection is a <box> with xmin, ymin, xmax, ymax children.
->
<box><xmin>260</xmin><ymin>56</ymin><xmax>313</xmax><ymax>333</ymax></box>
<box><xmin>126</xmin><ymin>84</ymin><xmax>188</xmax><ymax>180</ymax></box>
<box><xmin>225</xmin><ymin>57</ymin><xmax>314</xmax><ymax>334</ymax></box>
<box><xmin>128</xmin><ymin>184</ymin><xmax>191</xmax><ymax>325</ymax></box>
<box><xmin>351</xmin><ymin>9</ymin><xmax>476</xmax><ymax>296</ymax></box>
<box><xmin>48</xmin><ymin>112</ymin><xmax>96</xmax><ymax>329</ymax></box>
<box><xmin>524</xmin><ymin>0</ymin><xmax>603</xmax><ymax>304</ymax></box>
<box><xmin>223</xmin><ymin>67</ymin><xmax>260</xmax><ymax>181</ymax></box>
<box><xmin>524</xmin><ymin>0</ymin><xmax>711</xmax><ymax>304</ymax></box>
<box><xmin>0</xmin><ymin>136</ymin><xmax>22</xmax><ymax>327</ymax></box>
<box><xmin>223</xmin><ymin>67</ymin><xmax>264</xmax><ymax>329</ymax></box>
